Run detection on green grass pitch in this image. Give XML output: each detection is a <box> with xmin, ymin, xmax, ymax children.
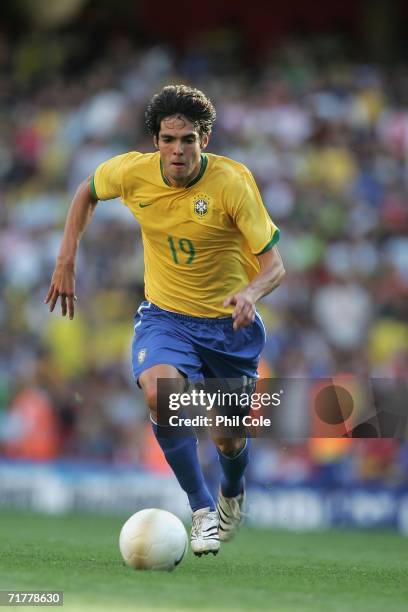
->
<box><xmin>0</xmin><ymin>510</ymin><xmax>407</xmax><ymax>611</ymax></box>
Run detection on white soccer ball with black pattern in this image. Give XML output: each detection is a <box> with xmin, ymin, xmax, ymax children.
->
<box><xmin>119</xmin><ymin>508</ymin><xmax>188</xmax><ymax>571</ymax></box>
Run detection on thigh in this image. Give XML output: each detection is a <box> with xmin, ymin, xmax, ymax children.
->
<box><xmin>195</xmin><ymin>316</ymin><xmax>264</xmax><ymax>437</ymax></box>
<box><xmin>199</xmin><ymin>313</ymin><xmax>266</xmax><ymax>380</ymax></box>
<box><xmin>132</xmin><ymin>302</ymin><xmax>203</xmax><ymax>384</ymax></box>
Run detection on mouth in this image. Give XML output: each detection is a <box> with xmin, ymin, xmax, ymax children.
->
<box><xmin>171</xmin><ymin>162</ymin><xmax>185</xmax><ymax>167</ymax></box>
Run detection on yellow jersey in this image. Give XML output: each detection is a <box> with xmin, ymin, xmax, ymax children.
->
<box><xmin>92</xmin><ymin>151</ymin><xmax>280</xmax><ymax>317</ymax></box>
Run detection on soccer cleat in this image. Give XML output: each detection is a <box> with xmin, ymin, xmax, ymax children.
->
<box><xmin>217</xmin><ymin>490</ymin><xmax>246</xmax><ymax>542</ymax></box>
<box><xmin>190</xmin><ymin>507</ymin><xmax>220</xmax><ymax>556</ymax></box>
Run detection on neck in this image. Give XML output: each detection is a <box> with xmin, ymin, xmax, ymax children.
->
<box><xmin>168</xmin><ymin>175</ymin><xmax>193</xmax><ymax>188</ymax></box>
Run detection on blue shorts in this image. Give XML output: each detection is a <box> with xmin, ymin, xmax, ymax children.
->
<box><xmin>131</xmin><ymin>301</ymin><xmax>266</xmax><ymax>384</ymax></box>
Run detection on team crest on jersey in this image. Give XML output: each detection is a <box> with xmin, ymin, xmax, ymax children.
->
<box><xmin>193</xmin><ymin>193</ymin><xmax>210</xmax><ymax>217</ymax></box>
<box><xmin>137</xmin><ymin>348</ymin><xmax>147</xmax><ymax>364</ymax></box>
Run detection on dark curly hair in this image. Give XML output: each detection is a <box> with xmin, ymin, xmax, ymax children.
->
<box><xmin>145</xmin><ymin>85</ymin><xmax>216</xmax><ymax>140</ymax></box>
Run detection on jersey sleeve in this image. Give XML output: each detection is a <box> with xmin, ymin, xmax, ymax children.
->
<box><xmin>91</xmin><ymin>152</ymin><xmax>142</xmax><ymax>201</ymax></box>
<box><xmin>228</xmin><ymin>168</ymin><xmax>280</xmax><ymax>255</ymax></box>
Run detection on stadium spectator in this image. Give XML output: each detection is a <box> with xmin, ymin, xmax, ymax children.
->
<box><xmin>1</xmin><ymin>34</ymin><xmax>406</xmax><ymax>487</ymax></box>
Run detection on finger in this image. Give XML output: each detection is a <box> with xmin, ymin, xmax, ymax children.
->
<box><xmin>240</xmin><ymin>303</ymin><xmax>255</xmax><ymax>318</ymax></box>
<box><xmin>233</xmin><ymin>316</ymin><xmax>251</xmax><ymax>330</ymax></box>
<box><xmin>234</xmin><ymin>301</ymin><xmax>246</xmax><ymax>319</ymax></box>
<box><xmin>223</xmin><ymin>295</ymin><xmax>235</xmax><ymax>308</ymax></box>
<box><xmin>61</xmin><ymin>294</ymin><xmax>67</xmax><ymax>317</ymax></box>
<box><xmin>232</xmin><ymin>300</ymin><xmax>250</xmax><ymax>319</ymax></box>
<box><xmin>233</xmin><ymin>308</ymin><xmax>255</xmax><ymax>330</ymax></box>
<box><xmin>44</xmin><ymin>285</ymin><xmax>54</xmax><ymax>304</ymax></box>
<box><xmin>232</xmin><ymin>309</ymin><xmax>245</xmax><ymax>329</ymax></box>
<box><xmin>231</xmin><ymin>300</ymin><xmax>244</xmax><ymax>318</ymax></box>
<box><xmin>67</xmin><ymin>295</ymin><xmax>75</xmax><ymax>320</ymax></box>
<box><xmin>233</xmin><ymin>317</ymin><xmax>245</xmax><ymax>330</ymax></box>
<box><xmin>49</xmin><ymin>289</ymin><xmax>59</xmax><ymax>312</ymax></box>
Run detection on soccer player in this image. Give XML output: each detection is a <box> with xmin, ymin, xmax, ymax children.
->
<box><xmin>45</xmin><ymin>85</ymin><xmax>285</xmax><ymax>556</ymax></box>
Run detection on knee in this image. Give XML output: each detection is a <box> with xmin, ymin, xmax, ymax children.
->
<box><xmin>216</xmin><ymin>438</ymin><xmax>246</xmax><ymax>457</ymax></box>
<box><xmin>140</xmin><ymin>381</ymin><xmax>158</xmax><ymax>420</ymax></box>
<box><xmin>139</xmin><ymin>366</ymin><xmax>185</xmax><ymax>423</ymax></box>
<box><xmin>140</xmin><ymin>378</ymin><xmax>184</xmax><ymax>422</ymax></box>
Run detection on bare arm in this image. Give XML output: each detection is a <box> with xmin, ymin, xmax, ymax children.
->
<box><xmin>44</xmin><ymin>177</ymin><xmax>97</xmax><ymax>319</ymax></box>
<box><xmin>224</xmin><ymin>246</ymin><xmax>285</xmax><ymax>330</ymax></box>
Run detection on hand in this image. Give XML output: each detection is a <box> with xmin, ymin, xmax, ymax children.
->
<box><xmin>223</xmin><ymin>290</ymin><xmax>256</xmax><ymax>330</ymax></box>
<box><xmin>44</xmin><ymin>260</ymin><xmax>77</xmax><ymax>319</ymax></box>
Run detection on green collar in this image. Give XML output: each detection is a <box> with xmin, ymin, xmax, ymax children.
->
<box><xmin>160</xmin><ymin>153</ymin><xmax>208</xmax><ymax>188</ymax></box>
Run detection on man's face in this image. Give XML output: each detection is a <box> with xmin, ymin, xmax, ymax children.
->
<box><xmin>154</xmin><ymin>115</ymin><xmax>209</xmax><ymax>187</ymax></box>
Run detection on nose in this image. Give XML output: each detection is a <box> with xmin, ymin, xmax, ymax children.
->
<box><xmin>173</xmin><ymin>140</ymin><xmax>183</xmax><ymax>156</ymax></box>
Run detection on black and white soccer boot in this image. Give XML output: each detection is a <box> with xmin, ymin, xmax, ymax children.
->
<box><xmin>217</xmin><ymin>490</ymin><xmax>246</xmax><ymax>542</ymax></box>
<box><xmin>190</xmin><ymin>507</ymin><xmax>220</xmax><ymax>556</ymax></box>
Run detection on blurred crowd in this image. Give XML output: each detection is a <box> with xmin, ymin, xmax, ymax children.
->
<box><xmin>0</xmin><ymin>30</ymin><xmax>407</xmax><ymax>486</ymax></box>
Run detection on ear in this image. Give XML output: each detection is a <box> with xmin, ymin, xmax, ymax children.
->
<box><xmin>153</xmin><ymin>135</ymin><xmax>159</xmax><ymax>149</ymax></box>
<box><xmin>200</xmin><ymin>133</ymin><xmax>209</xmax><ymax>150</ymax></box>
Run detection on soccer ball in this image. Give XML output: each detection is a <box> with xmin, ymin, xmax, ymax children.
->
<box><xmin>119</xmin><ymin>508</ymin><xmax>188</xmax><ymax>571</ymax></box>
